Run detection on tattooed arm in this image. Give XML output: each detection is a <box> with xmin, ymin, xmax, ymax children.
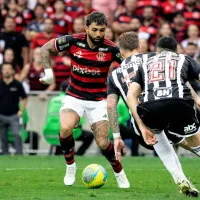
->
<box><xmin>107</xmin><ymin>94</ymin><xmax>120</xmax><ymax>136</ymax></box>
<box><xmin>39</xmin><ymin>39</ymin><xmax>57</xmax><ymax>85</ymax></box>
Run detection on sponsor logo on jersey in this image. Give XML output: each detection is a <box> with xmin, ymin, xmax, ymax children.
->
<box><xmin>74</xmin><ymin>50</ymin><xmax>83</xmax><ymax>58</ymax></box>
<box><xmin>59</xmin><ymin>43</ymin><xmax>69</xmax><ymax>51</ymax></box>
<box><xmin>153</xmin><ymin>87</ymin><xmax>172</xmax><ymax>98</ymax></box>
<box><xmin>58</xmin><ymin>36</ymin><xmax>66</xmax><ymax>44</ymax></box>
<box><xmin>96</xmin><ymin>52</ymin><xmax>106</xmax><ymax>61</ymax></box>
<box><xmin>184</xmin><ymin>123</ymin><xmax>197</xmax><ymax>134</ymax></box>
<box><xmin>72</xmin><ymin>65</ymin><xmax>101</xmax><ymax>75</ymax></box>
<box><xmin>77</xmin><ymin>42</ymin><xmax>86</xmax><ymax>47</ymax></box>
<box><xmin>98</xmin><ymin>48</ymin><xmax>108</xmax><ymax>51</ymax></box>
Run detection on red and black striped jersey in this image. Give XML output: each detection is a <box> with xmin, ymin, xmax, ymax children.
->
<box><xmin>54</xmin><ymin>33</ymin><xmax>123</xmax><ymax>100</ymax></box>
<box><xmin>31</xmin><ymin>32</ymin><xmax>58</xmax><ymax>49</ymax></box>
<box><xmin>54</xmin><ymin>56</ymin><xmax>71</xmax><ymax>90</ymax></box>
<box><xmin>50</xmin><ymin>14</ymin><xmax>73</xmax><ymax>36</ymax></box>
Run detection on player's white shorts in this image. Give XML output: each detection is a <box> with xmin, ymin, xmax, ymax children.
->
<box><xmin>60</xmin><ymin>95</ymin><xmax>108</xmax><ymax>125</ymax></box>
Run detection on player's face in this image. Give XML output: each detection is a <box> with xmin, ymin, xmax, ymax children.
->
<box><xmin>86</xmin><ymin>22</ymin><xmax>106</xmax><ymax>46</ymax></box>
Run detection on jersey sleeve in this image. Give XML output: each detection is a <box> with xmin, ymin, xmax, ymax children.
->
<box><xmin>112</xmin><ymin>46</ymin><xmax>123</xmax><ymax>64</ymax></box>
<box><xmin>133</xmin><ymin>66</ymin><xmax>144</xmax><ymax>90</ymax></box>
<box><xmin>186</xmin><ymin>55</ymin><xmax>200</xmax><ymax>80</ymax></box>
<box><xmin>54</xmin><ymin>35</ymin><xmax>73</xmax><ymax>52</ymax></box>
<box><xmin>107</xmin><ymin>74</ymin><xmax>120</xmax><ymax>96</ymax></box>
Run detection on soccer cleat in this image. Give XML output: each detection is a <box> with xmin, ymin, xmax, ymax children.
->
<box><xmin>178</xmin><ymin>179</ymin><xmax>199</xmax><ymax>197</ymax></box>
<box><xmin>114</xmin><ymin>169</ymin><xmax>130</xmax><ymax>188</ymax></box>
<box><xmin>64</xmin><ymin>162</ymin><xmax>77</xmax><ymax>186</ymax></box>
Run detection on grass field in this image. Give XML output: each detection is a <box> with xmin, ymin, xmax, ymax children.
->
<box><xmin>0</xmin><ymin>156</ymin><xmax>199</xmax><ymax>200</ymax></box>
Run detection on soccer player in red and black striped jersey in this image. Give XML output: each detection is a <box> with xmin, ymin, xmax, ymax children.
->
<box><xmin>39</xmin><ymin>11</ymin><xmax>130</xmax><ymax>188</ymax></box>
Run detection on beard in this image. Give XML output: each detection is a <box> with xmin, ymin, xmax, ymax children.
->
<box><xmin>88</xmin><ymin>34</ymin><xmax>104</xmax><ymax>46</ymax></box>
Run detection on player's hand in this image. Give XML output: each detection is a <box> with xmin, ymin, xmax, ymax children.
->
<box><xmin>141</xmin><ymin>128</ymin><xmax>157</xmax><ymax>145</ymax></box>
<box><xmin>114</xmin><ymin>138</ymin><xmax>125</xmax><ymax>162</ymax></box>
<box><xmin>39</xmin><ymin>69</ymin><xmax>54</xmax><ymax>85</ymax></box>
<box><xmin>17</xmin><ymin>110</ymin><xmax>23</xmax><ymax>117</ymax></box>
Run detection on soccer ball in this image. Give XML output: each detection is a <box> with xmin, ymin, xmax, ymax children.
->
<box><xmin>82</xmin><ymin>164</ymin><xmax>107</xmax><ymax>188</ymax></box>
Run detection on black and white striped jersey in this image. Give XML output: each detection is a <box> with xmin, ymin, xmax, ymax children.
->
<box><xmin>108</xmin><ymin>52</ymin><xmax>155</xmax><ymax>135</ymax></box>
<box><xmin>134</xmin><ymin>51</ymin><xmax>200</xmax><ymax>102</ymax></box>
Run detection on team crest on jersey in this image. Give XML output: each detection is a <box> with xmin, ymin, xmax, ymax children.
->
<box><xmin>96</xmin><ymin>52</ymin><xmax>106</xmax><ymax>61</ymax></box>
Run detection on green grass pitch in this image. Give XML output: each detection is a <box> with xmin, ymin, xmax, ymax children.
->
<box><xmin>0</xmin><ymin>156</ymin><xmax>199</xmax><ymax>200</ymax></box>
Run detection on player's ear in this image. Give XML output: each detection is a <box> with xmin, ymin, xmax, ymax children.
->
<box><xmin>85</xmin><ymin>26</ymin><xmax>88</xmax><ymax>33</ymax></box>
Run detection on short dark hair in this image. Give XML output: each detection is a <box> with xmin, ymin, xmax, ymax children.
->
<box><xmin>86</xmin><ymin>11</ymin><xmax>107</xmax><ymax>26</ymax></box>
<box><xmin>156</xmin><ymin>36</ymin><xmax>177</xmax><ymax>52</ymax></box>
<box><xmin>118</xmin><ymin>32</ymin><xmax>139</xmax><ymax>51</ymax></box>
<box><xmin>1</xmin><ymin>62</ymin><xmax>16</xmax><ymax>71</ymax></box>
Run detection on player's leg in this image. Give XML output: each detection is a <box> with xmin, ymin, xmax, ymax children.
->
<box><xmin>59</xmin><ymin>95</ymin><xmax>84</xmax><ymax>186</ymax></box>
<box><xmin>86</xmin><ymin>100</ymin><xmax>130</xmax><ymax>188</ymax></box>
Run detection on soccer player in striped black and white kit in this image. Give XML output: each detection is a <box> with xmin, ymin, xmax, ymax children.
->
<box><xmin>127</xmin><ymin>36</ymin><xmax>200</xmax><ymax>195</ymax></box>
<box><xmin>39</xmin><ymin>12</ymin><xmax>130</xmax><ymax>188</ymax></box>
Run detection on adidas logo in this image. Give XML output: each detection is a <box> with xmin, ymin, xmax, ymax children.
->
<box><xmin>103</xmin><ymin>114</ymin><xmax>107</xmax><ymax>118</ymax></box>
<box><xmin>74</xmin><ymin>50</ymin><xmax>82</xmax><ymax>58</ymax></box>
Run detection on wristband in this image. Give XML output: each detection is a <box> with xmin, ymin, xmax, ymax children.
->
<box><xmin>42</xmin><ymin>69</ymin><xmax>54</xmax><ymax>84</ymax></box>
<box><xmin>113</xmin><ymin>132</ymin><xmax>121</xmax><ymax>139</ymax></box>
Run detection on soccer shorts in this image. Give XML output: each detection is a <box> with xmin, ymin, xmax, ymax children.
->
<box><xmin>60</xmin><ymin>95</ymin><xmax>108</xmax><ymax>125</ymax></box>
<box><xmin>137</xmin><ymin>99</ymin><xmax>200</xmax><ymax>137</ymax></box>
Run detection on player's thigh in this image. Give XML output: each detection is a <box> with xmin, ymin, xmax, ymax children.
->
<box><xmin>9</xmin><ymin>114</ymin><xmax>20</xmax><ymax>135</ymax></box>
<box><xmin>84</xmin><ymin>99</ymin><xmax>108</xmax><ymax>126</ymax></box>
<box><xmin>59</xmin><ymin>95</ymin><xmax>84</xmax><ymax>130</ymax></box>
<box><xmin>185</xmin><ymin>132</ymin><xmax>200</xmax><ymax>147</ymax></box>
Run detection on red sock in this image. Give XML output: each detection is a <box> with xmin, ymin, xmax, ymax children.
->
<box><xmin>59</xmin><ymin>134</ymin><xmax>75</xmax><ymax>165</ymax></box>
<box><xmin>102</xmin><ymin>142</ymin><xmax>122</xmax><ymax>173</ymax></box>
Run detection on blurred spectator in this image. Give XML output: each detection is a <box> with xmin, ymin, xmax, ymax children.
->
<box><xmin>114</xmin><ymin>0</ymin><xmax>136</xmax><ymax>19</ymax></box>
<box><xmin>185</xmin><ymin>42</ymin><xmax>200</xmax><ymax>61</ymax></box>
<box><xmin>161</xmin><ymin>0</ymin><xmax>184</xmax><ymax>22</ymax></box>
<box><xmin>181</xmin><ymin>24</ymin><xmax>200</xmax><ymax>49</ymax></box>
<box><xmin>2</xmin><ymin>48</ymin><xmax>22</xmax><ymax>80</ymax></box>
<box><xmin>177</xmin><ymin>43</ymin><xmax>185</xmax><ymax>54</ymax></box>
<box><xmin>50</xmin><ymin>0</ymin><xmax>73</xmax><ymax>36</ymax></box>
<box><xmin>0</xmin><ymin>16</ymin><xmax>29</xmax><ymax>68</ymax></box>
<box><xmin>156</xmin><ymin>22</ymin><xmax>173</xmax><ymax>40</ymax></box>
<box><xmin>37</xmin><ymin>0</ymin><xmax>54</xmax><ymax>16</ymax></box>
<box><xmin>139</xmin><ymin>38</ymin><xmax>150</xmax><ymax>53</ymax></box>
<box><xmin>0</xmin><ymin>0</ymin><xmax>7</xmax><ymax>31</ymax></box>
<box><xmin>17</xmin><ymin>0</ymin><xmax>34</xmax><ymax>25</ymax></box>
<box><xmin>0</xmin><ymin>63</ymin><xmax>27</xmax><ymax>155</ymax></box>
<box><xmin>105</xmin><ymin>27</ymin><xmax>115</xmax><ymax>42</ymax></box>
<box><xmin>112</xmin><ymin>0</ymin><xmax>138</xmax><ymax>36</ymax></box>
<box><xmin>25</xmin><ymin>4</ymin><xmax>45</xmax><ymax>41</ymax></box>
<box><xmin>171</xmin><ymin>11</ymin><xmax>187</xmax><ymax>43</ymax></box>
<box><xmin>54</xmin><ymin>52</ymin><xmax>71</xmax><ymax>91</ymax></box>
<box><xmin>182</xmin><ymin>0</ymin><xmax>200</xmax><ymax>28</ymax></box>
<box><xmin>5</xmin><ymin>0</ymin><xmax>26</xmax><ymax>32</ymax></box>
<box><xmin>30</xmin><ymin>18</ymin><xmax>58</xmax><ymax>59</ymax></box>
<box><xmin>65</xmin><ymin>0</ymin><xmax>83</xmax><ymax>19</ymax></box>
<box><xmin>72</xmin><ymin>16</ymin><xmax>85</xmax><ymax>33</ymax></box>
<box><xmin>20</xmin><ymin>48</ymin><xmax>56</xmax><ymax>100</ymax></box>
<box><xmin>78</xmin><ymin>0</ymin><xmax>96</xmax><ymax>18</ymax></box>
<box><xmin>92</xmin><ymin>0</ymin><xmax>118</xmax><ymax>25</ymax></box>
<box><xmin>136</xmin><ymin>0</ymin><xmax>161</xmax><ymax>19</ymax></box>
<box><xmin>140</xmin><ymin>6</ymin><xmax>158</xmax><ymax>50</ymax></box>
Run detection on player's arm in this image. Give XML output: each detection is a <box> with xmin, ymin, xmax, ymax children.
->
<box><xmin>112</xmin><ymin>46</ymin><xmax>123</xmax><ymax>64</ymax></box>
<box><xmin>39</xmin><ymin>35</ymin><xmax>73</xmax><ymax>85</ymax></box>
<box><xmin>127</xmin><ymin>69</ymin><xmax>157</xmax><ymax>145</ymax></box>
<box><xmin>107</xmin><ymin>75</ymin><xmax>125</xmax><ymax>162</ymax></box>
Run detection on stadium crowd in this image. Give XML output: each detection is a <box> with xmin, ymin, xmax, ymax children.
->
<box><xmin>1</xmin><ymin>0</ymin><xmax>200</xmax><ymax>155</ymax></box>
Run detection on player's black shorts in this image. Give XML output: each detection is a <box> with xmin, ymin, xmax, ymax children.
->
<box><xmin>137</xmin><ymin>99</ymin><xmax>200</xmax><ymax>137</ymax></box>
<box><xmin>132</xmin><ymin>120</ymin><xmax>184</xmax><ymax>148</ymax></box>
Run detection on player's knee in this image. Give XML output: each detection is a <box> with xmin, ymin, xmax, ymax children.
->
<box><xmin>96</xmin><ymin>138</ymin><xmax>109</xmax><ymax>150</ymax></box>
<box><xmin>60</xmin><ymin>126</ymin><xmax>73</xmax><ymax>137</ymax></box>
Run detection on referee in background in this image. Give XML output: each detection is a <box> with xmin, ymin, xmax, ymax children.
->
<box><xmin>0</xmin><ymin>63</ymin><xmax>27</xmax><ymax>155</ymax></box>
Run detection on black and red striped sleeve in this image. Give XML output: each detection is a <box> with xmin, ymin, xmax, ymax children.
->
<box><xmin>54</xmin><ymin>35</ymin><xmax>73</xmax><ymax>52</ymax></box>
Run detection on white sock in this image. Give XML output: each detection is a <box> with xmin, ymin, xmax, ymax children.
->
<box><xmin>67</xmin><ymin>162</ymin><xmax>76</xmax><ymax>167</ymax></box>
<box><xmin>191</xmin><ymin>146</ymin><xmax>200</xmax><ymax>156</ymax></box>
<box><xmin>153</xmin><ymin>130</ymin><xmax>186</xmax><ymax>184</ymax></box>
